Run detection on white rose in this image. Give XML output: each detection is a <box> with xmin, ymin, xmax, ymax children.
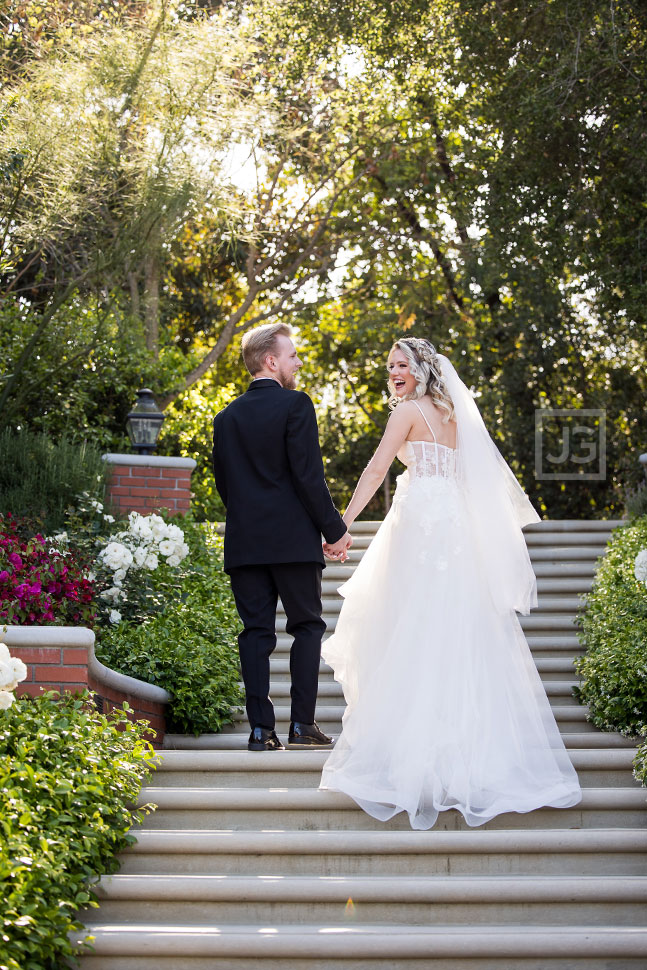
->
<box><xmin>177</xmin><ymin>542</ymin><xmax>189</xmax><ymax>562</ymax></box>
<box><xmin>0</xmin><ymin>690</ymin><xmax>14</xmax><ymax>710</ymax></box>
<box><xmin>103</xmin><ymin>514</ymin><xmax>115</xmax><ymax>524</ymax></box>
<box><xmin>91</xmin><ymin>500</ymin><xmax>104</xmax><ymax>512</ymax></box>
<box><xmin>158</xmin><ymin>539</ymin><xmax>175</xmax><ymax>557</ymax></box>
<box><xmin>166</xmin><ymin>554</ymin><xmax>181</xmax><ymax>567</ymax></box>
<box><xmin>109</xmin><ymin>610</ymin><xmax>122</xmax><ymax>624</ymax></box>
<box><xmin>144</xmin><ymin>553</ymin><xmax>159</xmax><ymax>570</ymax></box>
<box><xmin>634</xmin><ymin>549</ymin><xmax>647</xmax><ymax>582</ymax></box>
<box><xmin>53</xmin><ymin>531</ymin><xmax>69</xmax><ymax>543</ymax></box>
<box><xmin>134</xmin><ymin>547</ymin><xmax>149</xmax><ymax>567</ymax></box>
<box><xmin>10</xmin><ymin>657</ymin><xmax>27</xmax><ymax>684</ymax></box>
<box><xmin>101</xmin><ymin>587</ymin><xmax>121</xmax><ymax>603</ymax></box>
<box><xmin>100</xmin><ymin>542</ymin><xmax>134</xmax><ymax>571</ymax></box>
<box><xmin>86</xmin><ymin>570</ymin><xmax>96</xmax><ymax>582</ymax></box>
<box><xmin>0</xmin><ymin>661</ymin><xmax>18</xmax><ymax>692</ymax></box>
<box><xmin>113</xmin><ymin>568</ymin><xmax>127</xmax><ymax>585</ymax></box>
<box><xmin>165</xmin><ymin>524</ymin><xmax>184</xmax><ymax>543</ymax></box>
<box><xmin>0</xmin><ymin>643</ymin><xmax>10</xmax><ymax>665</ymax></box>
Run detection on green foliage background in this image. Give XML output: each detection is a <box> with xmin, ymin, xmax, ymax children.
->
<box><xmin>0</xmin><ymin>692</ymin><xmax>154</xmax><ymax>970</ymax></box>
<box><xmin>1</xmin><ymin>0</ymin><xmax>646</xmax><ymax>520</ymax></box>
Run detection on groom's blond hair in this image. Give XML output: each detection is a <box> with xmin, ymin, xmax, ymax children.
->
<box><xmin>242</xmin><ymin>323</ymin><xmax>293</xmax><ymax>376</ymax></box>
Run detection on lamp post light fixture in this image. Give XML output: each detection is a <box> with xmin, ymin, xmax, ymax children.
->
<box><xmin>126</xmin><ymin>389</ymin><xmax>165</xmax><ymax>455</ymax></box>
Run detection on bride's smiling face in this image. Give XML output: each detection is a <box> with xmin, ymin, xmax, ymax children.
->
<box><xmin>387</xmin><ymin>347</ymin><xmax>417</xmax><ymax>398</ymax></box>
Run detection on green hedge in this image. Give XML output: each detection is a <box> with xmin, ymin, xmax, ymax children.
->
<box><xmin>97</xmin><ymin>520</ymin><xmax>243</xmax><ymax>734</ymax></box>
<box><xmin>0</xmin><ymin>691</ymin><xmax>155</xmax><ymax>970</ymax></box>
<box><xmin>0</xmin><ymin>430</ymin><xmax>107</xmax><ymax>535</ymax></box>
<box><xmin>574</xmin><ymin>516</ymin><xmax>647</xmax><ymax>787</ymax></box>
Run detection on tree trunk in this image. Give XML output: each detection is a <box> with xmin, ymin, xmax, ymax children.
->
<box><xmin>143</xmin><ymin>250</ymin><xmax>159</xmax><ymax>358</ymax></box>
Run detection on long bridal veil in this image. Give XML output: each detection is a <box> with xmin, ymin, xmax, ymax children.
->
<box><xmin>438</xmin><ymin>353</ymin><xmax>540</xmax><ymax>615</ymax></box>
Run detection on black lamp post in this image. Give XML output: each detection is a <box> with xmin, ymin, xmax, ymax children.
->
<box><xmin>126</xmin><ymin>389</ymin><xmax>165</xmax><ymax>455</ymax></box>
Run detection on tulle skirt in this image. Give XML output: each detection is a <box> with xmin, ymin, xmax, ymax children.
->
<box><xmin>320</xmin><ymin>472</ymin><xmax>582</xmax><ymax>829</ymax></box>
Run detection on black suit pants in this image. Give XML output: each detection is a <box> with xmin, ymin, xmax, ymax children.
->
<box><xmin>228</xmin><ymin>562</ymin><xmax>325</xmax><ymax>730</ymax></box>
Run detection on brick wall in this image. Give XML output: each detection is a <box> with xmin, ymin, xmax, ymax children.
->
<box><xmin>7</xmin><ymin>627</ymin><xmax>169</xmax><ymax>746</ymax></box>
<box><xmin>103</xmin><ymin>453</ymin><xmax>197</xmax><ymax>518</ymax></box>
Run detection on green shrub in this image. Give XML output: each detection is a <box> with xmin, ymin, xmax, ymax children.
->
<box><xmin>0</xmin><ymin>691</ymin><xmax>155</xmax><ymax>970</ymax></box>
<box><xmin>574</xmin><ymin>516</ymin><xmax>647</xmax><ymax>738</ymax></box>
<box><xmin>625</xmin><ymin>482</ymin><xmax>647</xmax><ymax>522</ymax></box>
<box><xmin>97</xmin><ymin>520</ymin><xmax>243</xmax><ymax>734</ymax></box>
<box><xmin>0</xmin><ymin>430</ymin><xmax>107</xmax><ymax>534</ymax></box>
<box><xmin>634</xmin><ymin>729</ymin><xmax>647</xmax><ymax>786</ymax></box>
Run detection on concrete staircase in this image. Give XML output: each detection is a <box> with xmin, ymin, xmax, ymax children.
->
<box><xmin>80</xmin><ymin>520</ymin><xmax>647</xmax><ymax>969</ymax></box>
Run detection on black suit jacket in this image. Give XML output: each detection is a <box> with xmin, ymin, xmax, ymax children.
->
<box><xmin>212</xmin><ymin>379</ymin><xmax>346</xmax><ymax>571</ymax></box>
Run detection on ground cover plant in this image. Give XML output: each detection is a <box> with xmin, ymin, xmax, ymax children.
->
<box><xmin>0</xmin><ymin>691</ymin><xmax>155</xmax><ymax>970</ymax></box>
<box><xmin>574</xmin><ymin>516</ymin><xmax>647</xmax><ymax>784</ymax></box>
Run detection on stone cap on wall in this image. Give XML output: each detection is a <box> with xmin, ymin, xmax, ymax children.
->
<box><xmin>103</xmin><ymin>454</ymin><xmax>196</xmax><ymax>470</ymax></box>
<box><xmin>2</xmin><ymin>625</ymin><xmax>170</xmax><ymax>705</ymax></box>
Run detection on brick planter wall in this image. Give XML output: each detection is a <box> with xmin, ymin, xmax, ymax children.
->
<box><xmin>103</xmin><ymin>453</ymin><xmax>196</xmax><ymax>518</ymax></box>
<box><xmin>5</xmin><ymin>627</ymin><xmax>170</xmax><ymax>746</ymax></box>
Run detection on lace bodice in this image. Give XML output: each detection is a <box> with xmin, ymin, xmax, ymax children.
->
<box><xmin>398</xmin><ymin>439</ymin><xmax>458</xmax><ymax>479</ymax></box>
<box><xmin>396</xmin><ymin>402</ymin><xmax>458</xmax><ymax>480</ymax></box>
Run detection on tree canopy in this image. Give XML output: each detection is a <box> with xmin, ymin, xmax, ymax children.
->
<box><xmin>1</xmin><ymin>0</ymin><xmax>645</xmax><ymax>518</ymax></box>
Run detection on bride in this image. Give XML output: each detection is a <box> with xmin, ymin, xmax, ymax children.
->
<box><xmin>320</xmin><ymin>337</ymin><xmax>581</xmax><ymax>829</ymax></box>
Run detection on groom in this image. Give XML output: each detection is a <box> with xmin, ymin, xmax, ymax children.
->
<box><xmin>212</xmin><ymin>322</ymin><xmax>352</xmax><ymax>751</ymax></box>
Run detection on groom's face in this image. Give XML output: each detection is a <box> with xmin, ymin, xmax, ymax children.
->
<box><xmin>272</xmin><ymin>335</ymin><xmax>303</xmax><ymax>390</ymax></box>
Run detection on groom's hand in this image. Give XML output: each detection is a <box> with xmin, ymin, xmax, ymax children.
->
<box><xmin>324</xmin><ymin>531</ymin><xmax>353</xmax><ymax>562</ymax></box>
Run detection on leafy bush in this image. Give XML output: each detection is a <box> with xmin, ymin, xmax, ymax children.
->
<box><xmin>0</xmin><ymin>430</ymin><xmax>107</xmax><ymax>534</ymax></box>
<box><xmin>0</xmin><ymin>691</ymin><xmax>155</xmax><ymax>970</ymax></box>
<box><xmin>0</xmin><ymin>514</ymin><xmax>95</xmax><ymax>625</ymax></box>
<box><xmin>97</xmin><ymin>520</ymin><xmax>243</xmax><ymax>734</ymax></box>
<box><xmin>634</xmin><ymin>729</ymin><xmax>647</xmax><ymax>786</ymax></box>
<box><xmin>625</xmin><ymin>481</ymin><xmax>647</xmax><ymax>522</ymax></box>
<box><xmin>574</xmin><ymin>516</ymin><xmax>647</xmax><ymax>738</ymax></box>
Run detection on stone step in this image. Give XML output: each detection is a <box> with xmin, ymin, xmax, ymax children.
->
<box><xmin>221</xmin><ymin>704</ymin><xmax>593</xmax><ymax>735</ymax></box>
<box><xmin>137</xmin><ymin>787</ymin><xmax>647</xmax><ymax>831</ymax></box>
<box><xmin>272</xmin><ymin>632</ymin><xmax>584</xmax><ymax>652</ymax></box>
<box><xmin>257</xmin><ymin>679</ymin><xmax>582</xmax><ymax>707</ymax></box>
<box><xmin>267</xmin><ymin>655</ymin><xmax>580</xmax><ymax>682</ymax></box>
<box><xmin>118</xmin><ymin>827</ymin><xmax>647</xmax><ymax>877</ymax></box>
<box><xmin>91</xmin><ymin>873</ymin><xmax>647</xmax><ymax>925</ymax></box>
<box><xmin>323</xmin><ymin>561</ymin><xmax>598</xmax><ymax>582</ymax></box>
<box><xmin>300</xmin><ymin>597</ymin><xmax>584</xmax><ymax>618</ymax></box>
<box><xmin>76</xmin><ymin>922</ymin><xmax>647</xmax><ymax>969</ymax></box>
<box><xmin>320</xmin><ymin>577</ymin><xmax>593</xmax><ymax>596</ymax></box>
<box><xmin>149</xmin><ymin>748</ymin><xmax>637</xmax><ymax>789</ymax></box>
<box><xmin>273</xmin><ymin>612</ymin><xmax>581</xmax><ymax>631</ymax></box>
<box><xmin>162</xmin><ymin>730</ymin><xmax>637</xmax><ymax>751</ymax></box>
<box><xmin>342</xmin><ymin>545</ymin><xmax>608</xmax><ymax>564</ymax></box>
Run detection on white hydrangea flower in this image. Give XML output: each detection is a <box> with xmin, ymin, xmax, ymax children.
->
<box><xmin>634</xmin><ymin>549</ymin><xmax>647</xmax><ymax>583</ymax></box>
<box><xmin>0</xmin><ymin>690</ymin><xmax>14</xmax><ymax>710</ymax></box>
<box><xmin>109</xmin><ymin>609</ymin><xmax>122</xmax><ymax>625</ymax></box>
<box><xmin>145</xmin><ymin>553</ymin><xmax>159</xmax><ymax>570</ymax></box>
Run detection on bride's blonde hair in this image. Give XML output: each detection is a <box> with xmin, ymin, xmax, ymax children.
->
<box><xmin>388</xmin><ymin>337</ymin><xmax>455</xmax><ymax>421</ymax></box>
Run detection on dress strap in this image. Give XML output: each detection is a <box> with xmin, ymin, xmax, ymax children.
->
<box><xmin>413</xmin><ymin>402</ymin><xmax>437</xmax><ymax>442</ymax></box>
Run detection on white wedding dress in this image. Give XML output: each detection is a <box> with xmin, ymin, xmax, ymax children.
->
<box><xmin>320</xmin><ymin>404</ymin><xmax>582</xmax><ymax>829</ymax></box>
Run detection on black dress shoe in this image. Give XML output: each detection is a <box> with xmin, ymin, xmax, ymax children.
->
<box><xmin>288</xmin><ymin>721</ymin><xmax>333</xmax><ymax>746</ymax></box>
<box><xmin>248</xmin><ymin>727</ymin><xmax>285</xmax><ymax>751</ymax></box>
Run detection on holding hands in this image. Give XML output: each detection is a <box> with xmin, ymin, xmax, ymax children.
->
<box><xmin>324</xmin><ymin>530</ymin><xmax>353</xmax><ymax>563</ymax></box>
